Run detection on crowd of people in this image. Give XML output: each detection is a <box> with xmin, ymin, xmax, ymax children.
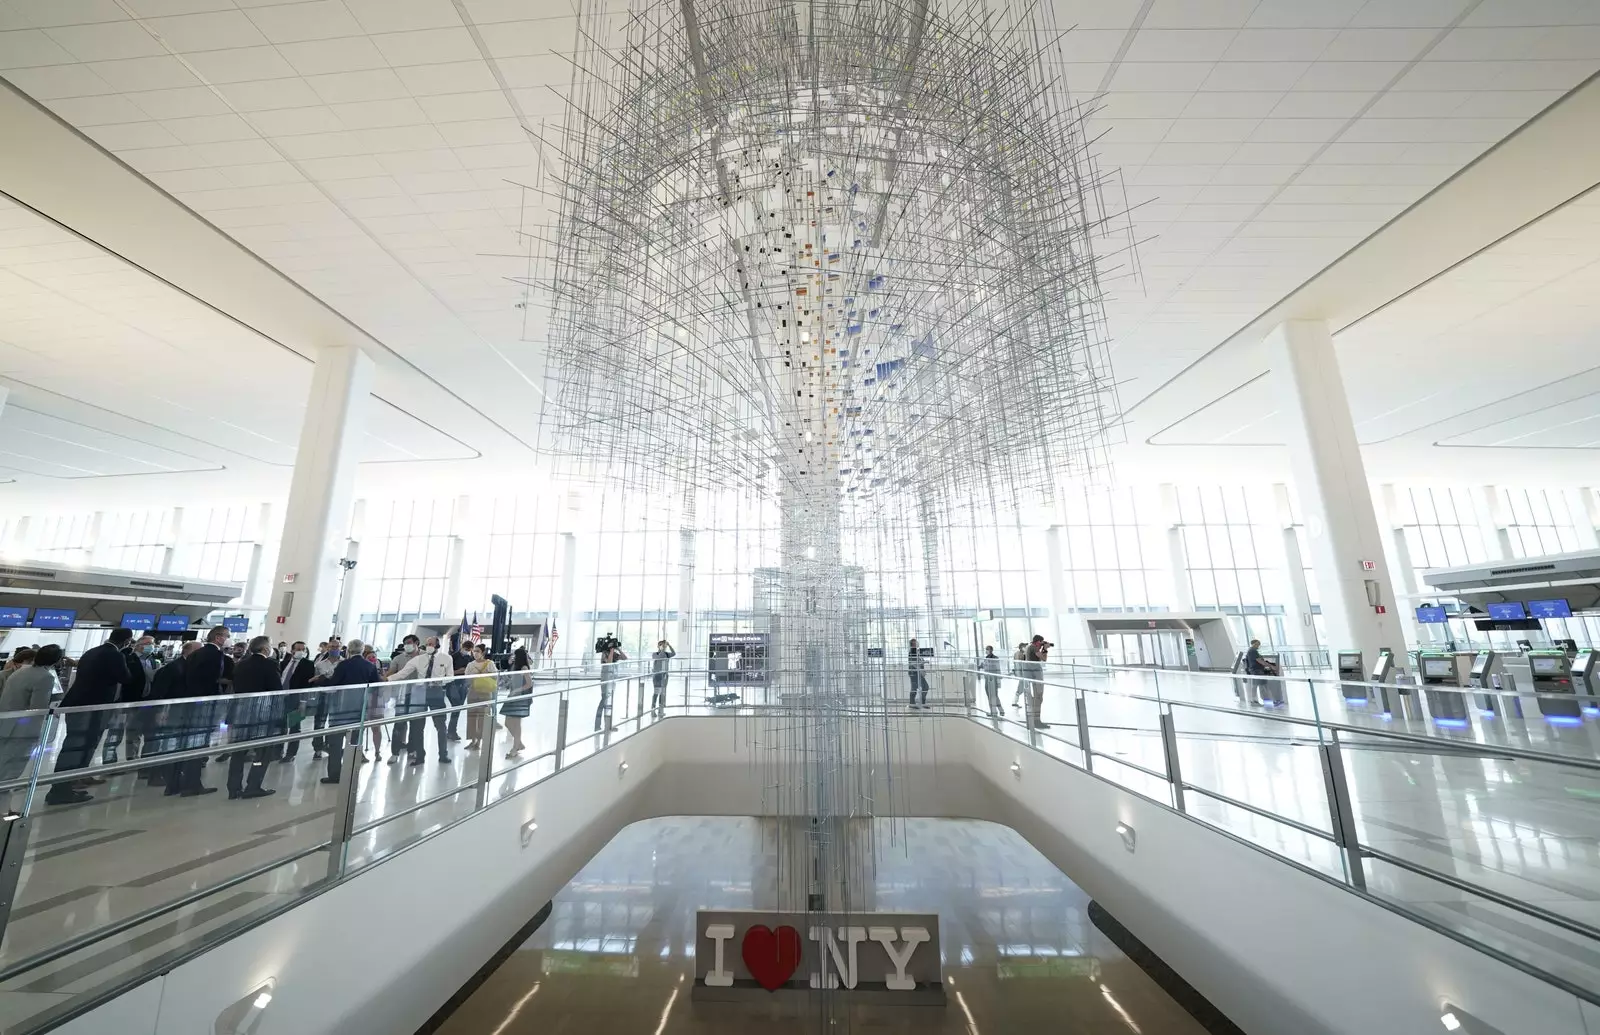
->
<box><xmin>0</xmin><ymin>627</ymin><xmax>539</xmax><ymax>807</ymax></box>
<box><xmin>930</xmin><ymin>635</ymin><xmax>1055</xmax><ymax>729</ymax></box>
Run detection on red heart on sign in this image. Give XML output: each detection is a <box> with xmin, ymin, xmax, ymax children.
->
<box><xmin>741</xmin><ymin>924</ymin><xmax>802</xmax><ymax>991</ymax></box>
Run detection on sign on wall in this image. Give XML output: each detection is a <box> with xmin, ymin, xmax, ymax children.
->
<box><xmin>693</xmin><ymin>910</ymin><xmax>943</xmax><ymax>1003</ymax></box>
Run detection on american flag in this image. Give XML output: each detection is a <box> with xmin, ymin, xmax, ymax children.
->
<box><xmin>470</xmin><ymin>611</ymin><xmax>483</xmax><ymax>643</ymax></box>
<box><xmin>545</xmin><ymin>617</ymin><xmax>559</xmax><ymax>658</ymax></box>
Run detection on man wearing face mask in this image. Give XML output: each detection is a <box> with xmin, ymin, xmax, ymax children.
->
<box><xmin>278</xmin><ymin>641</ymin><xmax>317</xmax><ymax>763</ymax></box>
<box><xmin>385</xmin><ymin>634</ymin><xmax>421</xmax><ymax>759</ymax></box>
<box><xmin>387</xmin><ymin>636</ymin><xmax>455</xmax><ymax>766</ymax></box>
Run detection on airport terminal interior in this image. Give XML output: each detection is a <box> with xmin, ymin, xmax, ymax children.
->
<box><xmin>0</xmin><ymin>1</ymin><xmax>1599</xmax><ymax>1033</ymax></box>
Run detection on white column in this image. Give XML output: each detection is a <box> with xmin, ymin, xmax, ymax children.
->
<box><xmin>1042</xmin><ymin>525</ymin><xmax>1078</xmax><ymax>647</ymax></box>
<box><xmin>1470</xmin><ymin>485</ymin><xmax>1513</xmax><ymax>560</ymax></box>
<box><xmin>557</xmin><ymin>531</ymin><xmax>578</xmax><ymax>662</ymax></box>
<box><xmin>677</xmin><ymin>526</ymin><xmax>697</xmax><ymax>656</ymax></box>
<box><xmin>6</xmin><ymin>515</ymin><xmax>30</xmax><ymax>559</ymax></box>
<box><xmin>1272</xmin><ymin>485</ymin><xmax>1316</xmax><ymax>647</ymax></box>
<box><xmin>160</xmin><ymin>508</ymin><xmax>182</xmax><ymax>575</ymax></box>
<box><xmin>1562</xmin><ymin>487</ymin><xmax>1599</xmax><ymax>550</ymax></box>
<box><xmin>1266</xmin><ymin>320</ymin><xmax>1403</xmax><ymax>662</ymax></box>
<box><xmin>86</xmin><ymin>510</ymin><xmax>106</xmax><ymax>567</ymax></box>
<box><xmin>331</xmin><ymin>499</ymin><xmax>364</xmax><ymax>640</ymax></box>
<box><xmin>266</xmin><ymin>345</ymin><xmax>374</xmax><ymax>646</ymax></box>
<box><xmin>1158</xmin><ymin>484</ymin><xmax>1194</xmax><ymax>611</ymax></box>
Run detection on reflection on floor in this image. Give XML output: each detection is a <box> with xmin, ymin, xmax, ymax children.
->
<box><xmin>436</xmin><ymin>816</ymin><xmax>1210</xmax><ymax>1034</ymax></box>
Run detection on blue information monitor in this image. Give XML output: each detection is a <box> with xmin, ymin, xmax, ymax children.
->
<box><xmin>120</xmin><ymin>612</ymin><xmax>157</xmax><ymax>631</ymax></box>
<box><xmin>0</xmin><ymin>607</ymin><xmax>29</xmax><ymax>628</ymax></box>
<box><xmin>1414</xmin><ymin>605</ymin><xmax>1448</xmax><ymax>624</ymax></box>
<box><xmin>32</xmin><ymin>609</ymin><xmax>77</xmax><ymax>630</ymax></box>
<box><xmin>156</xmin><ymin>614</ymin><xmax>190</xmax><ymax>633</ymax></box>
<box><xmin>223</xmin><ymin>616</ymin><xmax>250</xmax><ymax>634</ymax></box>
<box><xmin>1527</xmin><ymin>598</ymin><xmax>1572</xmax><ymax>619</ymax></box>
<box><xmin>1487</xmin><ymin>601</ymin><xmax>1527</xmax><ymax>621</ymax></box>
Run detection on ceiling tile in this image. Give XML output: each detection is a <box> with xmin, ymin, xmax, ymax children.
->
<box><xmin>1463</xmin><ymin>0</ymin><xmax>1600</xmax><ymax>26</ymax></box>
<box><xmin>0</xmin><ymin>0</ymin><xmax>128</xmax><ymax>29</ymax></box>
<box><xmin>1349</xmin><ymin>0</ymin><xmax>1472</xmax><ymax>27</ymax></box>
<box><xmin>358</xmin><ymin>124</ymin><xmax>448</xmax><ymax>152</ymax></box>
<box><xmin>43</xmin><ymin>19</ymin><xmax>163</xmax><ymax>61</ymax></box>
<box><xmin>297</xmin><ymin>156</ymin><xmax>390</xmax><ymax>180</ymax></box>
<box><xmin>1163</xmin><ymin>117</ymin><xmax>1260</xmax><ymax>142</ymax></box>
<box><xmin>1362</xmin><ymin>90</ymin><xmax>1465</xmax><ymax>117</ymax></box>
<box><xmin>330</xmin><ymin>97</ymin><xmax>430</xmax><ymax>129</ymax></box>
<box><xmin>1391</xmin><ymin>59</ymin><xmax>1507</xmax><ymax>91</ymax></box>
<box><xmin>161</xmin><ymin>112</ymin><xmax>258</xmax><ymax>144</ymax></box>
<box><xmin>43</xmin><ymin>92</ymin><xmax>146</xmax><ymax>125</ymax></box>
<box><xmin>453</xmin><ymin>142</ymin><xmax>537</xmax><ymax>169</ymax></box>
<box><xmin>1147</xmin><ymin>141</ymin><xmax>1240</xmax><ymax>164</ymax></box>
<box><xmin>1199</xmin><ymin>61</ymin><xmax>1307</xmax><ymax>91</ymax></box>
<box><xmin>192</xmin><ymin>138</ymin><xmax>282</xmax><ymax>166</ymax></box>
<box><xmin>1223</xmin><ymin>27</ymin><xmax>1339</xmax><ymax>60</ymax></box>
<box><xmin>345</xmin><ymin>0</ymin><xmax>462</xmax><ymax>34</ymax></box>
<box><xmin>181</xmin><ymin>45</ymin><xmax>299</xmax><ymax>84</ymax></box>
<box><xmin>480</xmin><ymin>18</ymin><xmax>564</xmax><ymax>59</ymax></box>
<box><xmin>1124</xmin><ymin>29</ymin><xmax>1239</xmax><ymax>62</ymax></box>
<box><xmin>221</xmin><ymin>161</ymin><xmax>305</xmax><ymax>187</ymax></box>
<box><xmin>435</xmin><ymin>118</ymin><xmax>523</xmax><ymax>146</ymax></box>
<box><xmin>372</xmin><ymin>27</ymin><xmax>482</xmax><ymax>66</ymax></box>
<box><xmin>1432</xmin><ymin>26</ymin><xmax>1557</xmax><ymax>61</ymax></box>
<box><xmin>416</xmin><ymin>90</ymin><xmax>517</xmax><ymax>122</ymax></box>
<box><xmin>1269</xmin><ymin>90</ymin><xmax>1372</xmax><ymax>117</ymax></box>
<box><xmin>1179</xmin><ymin>91</ymin><xmax>1283</xmax><ymax>117</ymax></box>
<box><xmin>87</xmin><ymin>54</ymin><xmax>201</xmax><ymax>91</ymax></box>
<box><xmin>1042</xmin><ymin>0</ymin><xmax>1149</xmax><ymax>30</ymax></box>
<box><xmin>495</xmin><ymin>53</ymin><xmax>574</xmax><ymax>89</ymax></box>
<box><xmin>374</xmin><ymin>147</ymin><xmax>462</xmax><ymax>174</ymax></box>
<box><xmin>275</xmin><ymin>130</ymin><xmax>372</xmax><ymax>160</ymax></box>
<box><xmin>1103</xmin><ymin>91</ymin><xmax>1193</xmax><ymax>118</ymax></box>
<box><xmin>0</xmin><ymin>28</ymin><xmax>76</xmax><ymax>67</ymax></box>
<box><xmin>126</xmin><ymin>85</ymin><xmax>232</xmax><ymax>119</ymax></box>
<box><xmin>1488</xmin><ymin>60</ymin><xmax>1597</xmax><ymax>91</ymax></box>
<box><xmin>1248</xmin><ymin>117</ymin><xmax>1346</xmax><ymax>141</ymax></box>
<box><xmin>145</xmin><ymin>10</ymin><xmax>270</xmax><ymax>51</ymax></box>
<box><xmin>304</xmin><ymin>68</ymin><xmax>411</xmax><ymax>103</ymax></box>
<box><xmin>218</xmin><ymin>77</ymin><xmax>323</xmax><ymax>110</ymax></box>
<box><xmin>1449</xmin><ymin>90</ymin><xmax>1563</xmax><ymax>118</ymax></box>
<box><xmin>119</xmin><ymin>0</ymin><xmax>237</xmax><ymax>13</ymax></box>
<box><xmin>318</xmin><ymin>173</ymin><xmax>404</xmax><ymax>197</ymax></box>
<box><xmin>85</xmin><ymin>121</ymin><xmax>182</xmax><ymax>150</ymax></box>
<box><xmin>277</xmin><ymin>36</ymin><xmax>388</xmax><ymax>76</ymax></box>
<box><xmin>242</xmin><ymin>1</ymin><xmax>365</xmax><ymax>43</ymax></box>
<box><xmin>248</xmin><ymin>105</ymin><xmax>345</xmax><ymax>135</ymax></box>
<box><xmin>1143</xmin><ymin>0</ymin><xmax>1260</xmax><ymax>28</ymax></box>
<box><xmin>1245</xmin><ymin>0</ymin><xmax>1365</xmax><ymax>28</ymax></box>
<box><xmin>148</xmin><ymin>167</ymin><xmax>233</xmax><ymax>192</ymax></box>
<box><xmin>1294</xmin><ymin>60</ymin><xmax>1406</xmax><ymax>90</ymax></box>
<box><xmin>1230</xmin><ymin>140</ymin><xmax>1321</xmax><ymax>163</ymax></box>
<box><xmin>1104</xmin><ymin>118</ymin><xmax>1175</xmax><ymax>143</ymax></box>
<box><xmin>1322</xmin><ymin>27</ymin><xmax>1444</xmax><ymax>61</ymax></box>
<box><xmin>394</xmin><ymin>59</ymin><xmax>502</xmax><ymax>96</ymax></box>
<box><xmin>114</xmin><ymin>144</ymin><xmax>205</xmax><ymax>172</ymax></box>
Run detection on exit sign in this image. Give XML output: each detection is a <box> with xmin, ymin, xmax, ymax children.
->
<box><xmin>1361</xmin><ymin>560</ymin><xmax>1376</xmax><ymax>571</ymax></box>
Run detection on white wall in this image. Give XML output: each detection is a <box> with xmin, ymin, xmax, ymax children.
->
<box><xmin>56</xmin><ymin>717</ymin><xmax>1593</xmax><ymax>1035</ymax></box>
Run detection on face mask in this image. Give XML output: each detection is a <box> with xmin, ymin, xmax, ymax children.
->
<box><xmin>427</xmin><ymin>645</ymin><xmax>438</xmax><ymax>654</ymax></box>
<box><xmin>404</xmin><ymin>643</ymin><xmax>417</xmax><ymax>654</ymax></box>
<box><xmin>141</xmin><ymin>646</ymin><xmax>156</xmax><ymax>656</ymax></box>
<box><xmin>293</xmin><ymin>650</ymin><xmax>306</xmax><ymax>659</ymax></box>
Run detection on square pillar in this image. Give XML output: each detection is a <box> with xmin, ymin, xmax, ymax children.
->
<box><xmin>1266</xmin><ymin>320</ymin><xmax>1403</xmax><ymax>665</ymax></box>
<box><xmin>267</xmin><ymin>345</ymin><xmax>374</xmax><ymax>646</ymax></box>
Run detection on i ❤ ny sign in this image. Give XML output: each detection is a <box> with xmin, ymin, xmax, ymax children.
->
<box><xmin>693</xmin><ymin>910</ymin><xmax>944</xmax><ymax>1003</ymax></box>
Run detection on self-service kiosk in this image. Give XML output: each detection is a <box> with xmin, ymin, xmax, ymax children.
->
<box><xmin>1527</xmin><ymin>650</ymin><xmax>1582</xmax><ymax>720</ymax></box>
<box><xmin>1338</xmin><ymin>650</ymin><xmax>1365</xmax><ymax>703</ymax></box>
<box><xmin>1364</xmin><ymin>648</ymin><xmax>1416</xmax><ymax>719</ymax></box>
<box><xmin>1417</xmin><ymin>651</ymin><xmax>1470</xmax><ymax>723</ymax></box>
<box><xmin>1256</xmin><ymin>651</ymin><xmax>1284</xmax><ymax>706</ymax></box>
<box><xmin>1574</xmin><ymin>649</ymin><xmax>1600</xmax><ymax>705</ymax></box>
<box><xmin>1231</xmin><ymin>650</ymin><xmax>1284</xmax><ymax>706</ymax></box>
<box><xmin>1467</xmin><ymin>650</ymin><xmax>1522</xmax><ymax>719</ymax></box>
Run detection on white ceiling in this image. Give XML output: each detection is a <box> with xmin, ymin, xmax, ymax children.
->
<box><xmin>0</xmin><ymin>0</ymin><xmax>1598</xmax><ymax>500</ymax></box>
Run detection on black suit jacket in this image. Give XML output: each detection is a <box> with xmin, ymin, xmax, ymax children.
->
<box><xmin>150</xmin><ymin>658</ymin><xmax>187</xmax><ymax>700</ymax></box>
<box><xmin>183</xmin><ymin>643</ymin><xmax>226</xmax><ymax>699</ymax></box>
<box><xmin>62</xmin><ymin>641</ymin><xmax>131</xmax><ymax>707</ymax></box>
<box><xmin>231</xmin><ymin>653</ymin><xmax>283</xmax><ymax>697</ymax></box>
<box><xmin>285</xmin><ymin>657</ymin><xmax>317</xmax><ymax>691</ymax></box>
<box><xmin>118</xmin><ymin>646</ymin><xmax>149</xmax><ymax>702</ymax></box>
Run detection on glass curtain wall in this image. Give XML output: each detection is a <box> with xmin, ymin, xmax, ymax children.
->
<box><xmin>1174</xmin><ymin>485</ymin><xmax>1288</xmax><ymax>649</ymax></box>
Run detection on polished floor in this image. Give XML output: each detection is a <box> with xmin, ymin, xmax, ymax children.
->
<box><xmin>435</xmin><ymin>816</ymin><xmax>1211</xmax><ymax>1034</ymax></box>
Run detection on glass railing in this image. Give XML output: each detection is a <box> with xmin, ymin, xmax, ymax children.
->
<box><xmin>0</xmin><ymin>655</ymin><xmax>1593</xmax><ymax>1030</ymax></box>
<box><xmin>953</xmin><ymin>661</ymin><xmax>1600</xmax><ymax>1003</ymax></box>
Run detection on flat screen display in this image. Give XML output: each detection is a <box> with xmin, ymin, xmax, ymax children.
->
<box><xmin>156</xmin><ymin>614</ymin><xmax>190</xmax><ymax>632</ymax></box>
<box><xmin>120</xmin><ymin>612</ymin><xmax>156</xmax><ymax>631</ymax></box>
<box><xmin>223</xmin><ymin>616</ymin><xmax>249</xmax><ymax>634</ymax></box>
<box><xmin>1415</xmin><ymin>605</ymin><xmax>1447</xmax><ymax>624</ymax></box>
<box><xmin>1486</xmin><ymin>602</ymin><xmax>1527</xmax><ymax>621</ymax></box>
<box><xmin>32</xmin><ymin>608</ymin><xmax>76</xmax><ymax>630</ymax></box>
<box><xmin>0</xmin><ymin>607</ymin><xmax>29</xmax><ymax>628</ymax></box>
<box><xmin>1530</xmin><ymin>656</ymin><xmax>1563</xmax><ymax>675</ymax></box>
<box><xmin>1421</xmin><ymin>658</ymin><xmax>1453</xmax><ymax>678</ymax></box>
<box><xmin>1527</xmin><ymin>599</ymin><xmax>1572</xmax><ymax>619</ymax></box>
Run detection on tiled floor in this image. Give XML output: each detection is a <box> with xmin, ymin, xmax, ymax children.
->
<box><xmin>434</xmin><ymin>816</ymin><xmax>1211</xmax><ymax>1034</ymax></box>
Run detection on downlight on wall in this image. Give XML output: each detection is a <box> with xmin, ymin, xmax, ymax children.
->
<box><xmin>1115</xmin><ymin>822</ymin><xmax>1136</xmax><ymax>854</ymax></box>
<box><xmin>1438</xmin><ymin>1002</ymin><xmax>1505</xmax><ymax>1034</ymax></box>
<box><xmin>214</xmin><ymin>977</ymin><xmax>276</xmax><ymax>1035</ymax></box>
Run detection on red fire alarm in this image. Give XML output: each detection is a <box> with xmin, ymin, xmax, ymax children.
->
<box><xmin>1374</xmin><ymin>605</ymin><xmax>1387</xmax><ymax>614</ymax></box>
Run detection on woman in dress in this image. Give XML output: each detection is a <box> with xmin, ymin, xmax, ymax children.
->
<box><xmin>499</xmin><ymin>647</ymin><xmax>533</xmax><ymax>759</ymax></box>
<box><xmin>463</xmin><ymin>643</ymin><xmax>499</xmax><ymax>751</ymax></box>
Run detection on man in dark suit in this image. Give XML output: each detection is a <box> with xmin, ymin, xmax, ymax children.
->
<box><xmin>321</xmin><ymin>639</ymin><xmax>382</xmax><ymax>786</ymax></box>
<box><xmin>164</xmin><ymin>625</ymin><xmax>229</xmax><ymax>797</ymax></box>
<box><xmin>46</xmin><ymin>627</ymin><xmax>133</xmax><ymax>805</ymax></box>
<box><xmin>278</xmin><ymin>641</ymin><xmax>317</xmax><ymax>762</ymax></box>
<box><xmin>226</xmin><ymin>636</ymin><xmax>281</xmax><ymax>799</ymax></box>
<box><xmin>142</xmin><ymin>641</ymin><xmax>200</xmax><ymax>785</ymax></box>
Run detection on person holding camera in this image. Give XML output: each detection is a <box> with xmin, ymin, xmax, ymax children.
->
<box><xmin>907</xmin><ymin>638</ymin><xmax>930</xmax><ymax>709</ymax></box>
<box><xmin>1025</xmin><ymin>635</ymin><xmax>1052</xmax><ymax>729</ymax></box>
<box><xmin>594</xmin><ymin>634</ymin><xmax>627</xmax><ymax>732</ymax></box>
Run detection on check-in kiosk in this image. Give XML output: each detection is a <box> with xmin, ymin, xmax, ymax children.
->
<box><xmin>1417</xmin><ymin>651</ymin><xmax>1470</xmax><ymax>723</ymax></box>
<box><xmin>1256</xmin><ymin>651</ymin><xmax>1284</xmax><ymax>706</ymax></box>
<box><xmin>1231</xmin><ymin>650</ymin><xmax>1284</xmax><ymax>706</ymax></box>
<box><xmin>1527</xmin><ymin>650</ymin><xmax>1582</xmax><ymax>720</ymax></box>
<box><xmin>1365</xmin><ymin>648</ymin><xmax>1417</xmax><ymax>719</ymax></box>
<box><xmin>1575</xmin><ymin>649</ymin><xmax>1600</xmax><ymax>704</ymax></box>
<box><xmin>1468</xmin><ymin>650</ymin><xmax>1522</xmax><ymax>719</ymax></box>
<box><xmin>1337</xmin><ymin>650</ymin><xmax>1365</xmax><ymax>703</ymax></box>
